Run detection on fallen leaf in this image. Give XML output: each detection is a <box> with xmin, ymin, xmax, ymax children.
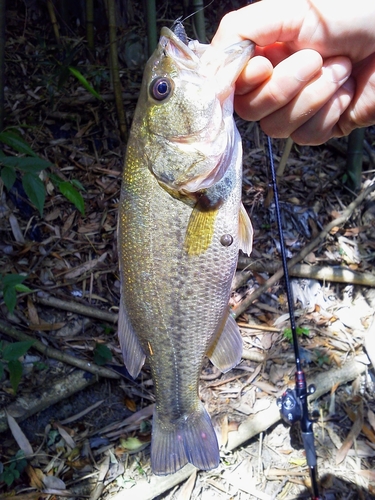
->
<box><xmin>26</xmin><ymin>465</ymin><xmax>45</xmax><ymax>489</ymax></box>
<box><xmin>6</xmin><ymin>412</ymin><xmax>33</xmax><ymax>457</ymax></box>
<box><xmin>336</xmin><ymin>401</ymin><xmax>363</xmax><ymax>464</ymax></box>
<box><xmin>27</xmin><ymin>296</ymin><xmax>39</xmax><ymax>325</ymax></box>
<box><xmin>54</xmin><ymin>422</ymin><xmax>76</xmax><ymax>449</ymax></box>
<box><xmin>43</xmin><ymin>475</ymin><xmax>66</xmax><ymax>490</ymax></box>
<box><xmin>63</xmin><ymin>252</ymin><xmax>107</xmax><ymax>279</ymax></box>
<box><xmin>368</xmin><ymin>409</ymin><xmax>375</xmax><ymax>434</ymax></box>
<box><xmin>176</xmin><ymin>469</ymin><xmax>197</xmax><ymax>500</ymax></box>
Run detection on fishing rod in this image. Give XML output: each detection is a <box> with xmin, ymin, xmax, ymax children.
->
<box><xmin>266</xmin><ymin>136</ymin><xmax>321</xmax><ymax>500</ymax></box>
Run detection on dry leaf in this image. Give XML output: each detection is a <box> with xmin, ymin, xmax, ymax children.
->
<box><xmin>368</xmin><ymin>409</ymin><xmax>375</xmax><ymax>434</ymax></box>
<box><xmin>43</xmin><ymin>475</ymin><xmax>66</xmax><ymax>490</ymax></box>
<box><xmin>176</xmin><ymin>469</ymin><xmax>197</xmax><ymax>500</ymax></box>
<box><xmin>27</xmin><ymin>296</ymin><xmax>39</xmax><ymax>325</ymax></box>
<box><xmin>64</xmin><ymin>252</ymin><xmax>107</xmax><ymax>279</ymax></box>
<box><xmin>9</xmin><ymin>213</ymin><xmax>25</xmax><ymax>243</ymax></box>
<box><xmin>54</xmin><ymin>423</ymin><xmax>76</xmax><ymax>449</ymax></box>
<box><xmin>26</xmin><ymin>465</ymin><xmax>45</xmax><ymax>489</ymax></box>
<box><xmin>336</xmin><ymin>401</ymin><xmax>363</xmax><ymax>464</ymax></box>
<box><xmin>345</xmin><ymin>405</ymin><xmax>375</xmax><ymax>444</ymax></box>
<box><xmin>62</xmin><ymin>210</ymin><xmax>76</xmax><ymax>234</ymax></box>
<box><xmin>6</xmin><ymin>412</ymin><xmax>33</xmax><ymax>457</ymax></box>
<box><xmin>28</xmin><ymin>321</ymin><xmax>66</xmax><ymax>331</ymax></box>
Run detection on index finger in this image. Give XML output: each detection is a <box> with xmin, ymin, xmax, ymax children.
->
<box><xmin>211</xmin><ymin>0</ymin><xmax>308</xmax><ymax>49</ymax></box>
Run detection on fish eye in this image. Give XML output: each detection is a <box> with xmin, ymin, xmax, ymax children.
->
<box><xmin>150</xmin><ymin>77</ymin><xmax>172</xmax><ymax>101</ymax></box>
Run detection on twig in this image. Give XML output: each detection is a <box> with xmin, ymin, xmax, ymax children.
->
<box><xmin>236</xmin><ymin>260</ymin><xmax>375</xmax><ymax>287</ymax></box>
<box><xmin>0</xmin><ymin>320</ymin><xmax>120</xmax><ymax>379</ymax></box>
<box><xmin>276</xmin><ymin>137</ymin><xmax>294</xmax><ymax>178</ymax></box>
<box><xmin>35</xmin><ymin>293</ymin><xmax>118</xmax><ymax>323</ymax></box>
<box><xmin>233</xmin><ymin>180</ymin><xmax>375</xmax><ymax>318</ymax></box>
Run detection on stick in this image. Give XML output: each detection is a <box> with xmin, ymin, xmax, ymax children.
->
<box><xmin>35</xmin><ymin>293</ymin><xmax>118</xmax><ymax>323</ymax></box>
<box><xmin>0</xmin><ymin>320</ymin><xmax>120</xmax><ymax>380</ymax></box>
<box><xmin>0</xmin><ymin>369</ymin><xmax>96</xmax><ymax>433</ymax></box>
<box><xmin>236</xmin><ymin>260</ymin><xmax>375</xmax><ymax>287</ymax></box>
<box><xmin>233</xmin><ymin>180</ymin><xmax>375</xmax><ymax>318</ymax></box>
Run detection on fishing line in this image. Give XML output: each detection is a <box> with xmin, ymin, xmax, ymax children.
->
<box><xmin>266</xmin><ymin>136</ymin><xmax>321</xmax><ymax>500</ymax></box>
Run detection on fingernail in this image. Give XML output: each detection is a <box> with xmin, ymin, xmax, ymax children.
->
<box><xmin>323</xmin><ymin>62</ymin><xmax>350</xmax><ymax>84</ymax></box>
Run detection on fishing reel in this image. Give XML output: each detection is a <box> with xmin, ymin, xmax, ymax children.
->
<box><xmin>277</xmin><ymin>384</ymin><xmax>316</xmax><ymax>425</ymax></box>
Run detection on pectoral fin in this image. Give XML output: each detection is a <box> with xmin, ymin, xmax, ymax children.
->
<box><xmin>184</xmin><ymin>207</ymin><xmax>217</xmax><ymax>256</ymax></box>
<box><xmin>239</xmin><ymin>203</ymin><xmax>253</xmax><ymax>256</ymax></box>
<box><xmin>207</xmin><ymin>312</ymin><xmax>243</xmax><ymax>373</ymax></box>
<box><xmin>117</xmin><ymin>297</ymin><xmax>146</xmax><ymax>379</ymax></box>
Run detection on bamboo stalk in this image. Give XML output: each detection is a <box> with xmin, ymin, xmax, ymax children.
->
<box><xmin>0</xmin><ymin>0</ymin><xmax>5</xmax><ymax>131</ymax></box>
<box><xmin>145</xmin><ymin>0</ymin><xmax>157</xmax><ymax>57</ymax></box>
<box><xmin>86</xmin><ymin>0</ymin><xmax>95</xmax><ymax>51</ymax></box>
<box><xmin>107</xmin><ymin>0</ymin><xmax>128</xmax><ymax>141</ymax></box>
<box><xmin>191</xmin><ymin>0</ymin><xmax>206</xmax><ymax>42</ymax></box>
<box><xmin>46</xmin><ymin>0</ymin><xmax>60</xmax><ymax>44</ymax></box>
<box><xmin>346</xmin><ymin>127</ymin><xmax>366</xmax><ymax>191</ymax></box>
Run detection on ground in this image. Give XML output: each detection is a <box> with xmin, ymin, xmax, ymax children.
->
<box><xmin>1</xmin><ymin>2</ymin><xmax>375</xmax><ymax>500</ymax></box>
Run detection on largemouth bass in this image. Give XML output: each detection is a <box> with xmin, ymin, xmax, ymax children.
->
<box><xmin>118</xmin><ymin>23</ymin><xmax>254</xmax><ymax>475</ymax></box>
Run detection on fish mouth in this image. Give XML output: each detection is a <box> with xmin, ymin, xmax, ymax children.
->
<box><xmin>160</xmin><ymin>27</ymin><xmax>200</xmax><ymax>70</ymax></box>
<box><xmin>160</xmin><ymin>27</ymin><xmax>255</xmax><ymax>94</ymax></box>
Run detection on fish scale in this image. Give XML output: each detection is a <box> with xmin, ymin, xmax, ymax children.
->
<box><xmin>118</xmin><ymin>25</ymin><xmax>254</xmax><ymax>475</ymax></box>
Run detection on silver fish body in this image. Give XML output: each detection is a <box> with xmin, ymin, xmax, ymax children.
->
<box><xmin>118</xmin><ymin>26</ymin><xmax>254</xmax><ymax>475</ymax></box>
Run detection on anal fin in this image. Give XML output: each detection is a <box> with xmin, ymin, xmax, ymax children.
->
<box><xmin>117</xmin><ymin>297</ymin><xmax>146</xmax><ymax>379</ymax></box>
<box><xmin>207</xmin><ymin>312</ymin><xmax>243</xmax><ymax>373</ymax></box>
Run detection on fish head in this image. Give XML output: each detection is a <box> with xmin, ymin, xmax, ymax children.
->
<box><xmin>138</xmin><ymin>26</ymin><xmax>254</xmax><ymax>196</ymax></box>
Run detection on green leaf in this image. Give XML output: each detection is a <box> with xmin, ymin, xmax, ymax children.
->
<box><xmin>68</xmin><ymin>66</ymin><xmax>103</xmax><ymax>100</ymax></box>
<box><xmin>3</xmin><ymin>285</ymin><xmax>17</xmax><ymax>313</ymax></box>
<box><xmin>1</xmin><ymin>273</ymin><xmax>27</xmax><ymax>288</ymax></box>
<box><xmin>8</xmin><ymin>359</ymin><xmax>23</xmax><ymax>392</ymax></box>
<box><xmin>0</xmin><ymin>156</ymin><xmax>51</xmax><ymax>173</ymax></box>
<box><xmin>1</xmin><ymin>166</ymin><xmax>16</xmax><ymax>190</ymax></box>
<box><xmin>14</xmin><ymin>284</ymin><xmax>33</xmax><ymax>294</ymax></box>
<box><xmin>93</xmin><ymin>343</ymin><xmax>112</xmax><ymax>365</ymax></box>
<box><xmin>3</xmin><ymin>340</ymin><xmax>35</xmax><ymax>361</ymax></box>
<box><xmin>1</xmin><ymin>467</ymin><xmax>17</xmax><ymax>486</ymax></box>
<box><xmin>22</xmin><ymin>172</ymin><xmax>45</xmax><ymax>216</ymax></box>
<box><xmin>0</xmin><ymin>131</ymin><xmax>38</xmax><ymax>157</ymax></box>
<box><xmin>59</xmin><ymin>181</ymin><xmax>85</xmax><ymax>215</ymax></box>
<box><xmin>71</xmin><ymin>178</ymin><xmax>86</xmax><ymax>191</ymax></box>
<box><xmin>0</xmin><ymin>362</ymin><xmax>4</xmax><ymax>380</ymax></box>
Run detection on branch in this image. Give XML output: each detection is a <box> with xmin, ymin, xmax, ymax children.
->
<box><xmin>236</xmin><ymin>260</ymin><xmax>375</xmax><ymax>287</ymax></box>
<box><xmin>35</xmin><ymin>293</ymin><xmax>118</xmax><ymax>323</ymax></box>
<box><xmin>0</xmin><ymin>320</ymin><xmax>120</xmax><ymax>380</ymax></box>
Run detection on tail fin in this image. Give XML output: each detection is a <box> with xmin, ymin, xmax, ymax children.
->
<box><xmin>151</xmin><ymin>403</ymin><xmax>220</xmax><ymax>475</ymax></box>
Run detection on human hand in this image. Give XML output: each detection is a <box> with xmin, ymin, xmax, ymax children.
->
<box><xmin>211</xmin><ymin>0</ymin><xmax>375</xmax><ymax>145</ymax></box>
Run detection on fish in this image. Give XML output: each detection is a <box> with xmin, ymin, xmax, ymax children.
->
<box><xmin>117</xmin><ymin>22</ymin><xmax>254</xmax><ymax>475</ymax></box>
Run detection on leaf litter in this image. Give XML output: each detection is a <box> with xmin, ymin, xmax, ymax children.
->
<box><xmin>1</xmin><ymin>2</ymin><xmax>375</xmax><ymax>499</ymax></box>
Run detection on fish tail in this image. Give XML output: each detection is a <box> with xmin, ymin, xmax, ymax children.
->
<box><xmin>151</xmin><ymin>404</ymin><xmax>220</xmax><ymax>475</ymax></box>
